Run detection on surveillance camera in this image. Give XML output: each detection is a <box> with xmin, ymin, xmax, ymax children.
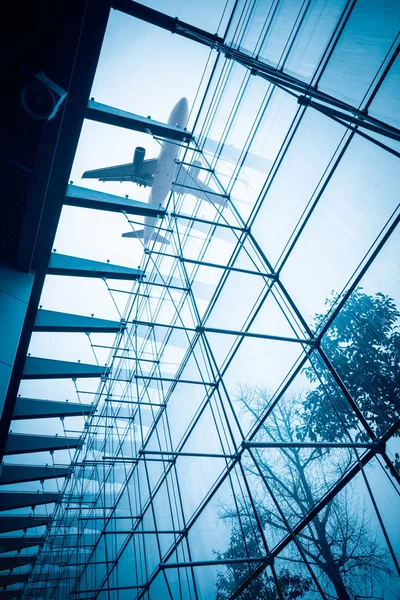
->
<box><xmin>20</xmin><ymin>71</ymin><xmax>67</xmax><ymax>121</ymax></box>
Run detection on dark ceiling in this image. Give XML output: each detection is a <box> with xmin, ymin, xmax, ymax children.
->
<box><xmin>0</xmin><ymin>0</ymin><xmax>89</xmax><ymax>267</ymax></box>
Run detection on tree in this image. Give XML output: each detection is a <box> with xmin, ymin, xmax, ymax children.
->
<box><xmin>303</xmin><ymin>289</ymin><xmax>400</xmax><ymax>442</ymax></box>
<box><xmin>215</xmin><ymin>290</ymin><xmax>399</xmax><ymax>599</ymax></box>
<box><xmin>214</xmin><ymin>509</ymin><xmax>312</xmax><ymax>600</ymax></box>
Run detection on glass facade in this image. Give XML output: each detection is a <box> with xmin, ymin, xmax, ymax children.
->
<box><xmin>6</xmin><ymin>1</ymin><xmax>399</xmax><ymax>599</ymax></box>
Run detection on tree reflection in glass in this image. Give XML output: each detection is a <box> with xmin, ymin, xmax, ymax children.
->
<box><xmin>215</xmin><ymin>290</ymin><xmax>399</xmax><ymax>599</ymax></box>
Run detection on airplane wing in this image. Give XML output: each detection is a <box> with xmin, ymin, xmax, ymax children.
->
<box><xmin>82</xmin><ymin>158</ymin><xmax>158</xmax><ymax>186</ymax></box>
<box><xmin>173</xmin><ymin>167</ymin><xmax>227</xmax><ymax>206</ymax></box>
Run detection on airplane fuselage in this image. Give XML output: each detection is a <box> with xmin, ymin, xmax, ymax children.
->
<box><xmin>144</xmin><ymin>97</ymin><xmax>189</xmax><ymax>245</ymax></box>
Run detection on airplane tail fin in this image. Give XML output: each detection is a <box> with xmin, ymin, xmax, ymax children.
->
<box><xmin>152</xmin><ymin>232</ymin><xmax>170</xmax><ymax>245</ymax></box>
<box><xmin>122</xmin><ymin>229</ymin><xmax>170</xmax><ymax>245</ymax></box>
<box><xmin>122</xmin><ymin>229</ymin><xmax>144</xmax><ymax>239</ymax></box>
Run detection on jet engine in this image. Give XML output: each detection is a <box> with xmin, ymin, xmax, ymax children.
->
<box><xmin>133</xmin><ymin>146</ymin><xmax>146</xmax><ymax>174</ymax></box>
<box><xmin>189</xmin><ymin>160</ymin><xmax>202</xmax><ymax>179</ymax></box>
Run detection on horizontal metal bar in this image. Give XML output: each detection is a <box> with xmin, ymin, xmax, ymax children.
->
<box><xmin>29</xmin><ymin>576</ymin><xmax>78</xmax><ymax>582</ymax></box>
<box><xmin>142</xmin><ymin>280</ymin><xmax>189</xmax><ymax>292</ymax></box>
<box><xmin>107</xmin><ymin>287</ymin><xmax>149</xmax><ymax>297</ymax></box>
<box><xmin>243</xmin><ymin>441</ymin><xmax>375</xmax><ymax>449</ymax></box>
<box><xmin>175</xmin><ymin>160</ymin><xmax>214</xmax><ymax>172</ymax></box>
<box><xmin>77</xmin><ymin>516</ymin><xmax>140</xmax><ymax>520</ymax></box>
<box><xmin>200</xmin><ymin>326</ymin><xmax>315</xmax><ymax>345</ymax></box>
<box><xmin>139</xmin><ymin>450</ymin><xmax>237</xmax><ymax>459</ymax></box>
<box><xmin>0</xmin><ymin>573</ymin><xmax>30</xmax><ymax>587</ymax></box>
<box><xmin>13</xmin><ymin>396</ymin><xmax>92</xmax><ymax>419</ymax></box>
<box><xmin>148</xmin><ymin>134</ymin><xmax>199</xmax><ymax>150</ymax></box>
<box><xmin>160</xmin><ymin>557</ymin><xmax>265</xmax><ymax>569</ymax></box>
<box><xmin>128</xmin><ymin>319</ymin><xmax>310</xmax><ymax>347</ymax></box>
<box><xmin>172</xmin><ymin>181</ymin><xmax>229</xmax><ymax>199</ymax></box>
<box><xmin>48</xmin><ymin>252</ymin><xmax>144</xmax><ymax>280</ymax></box>
<box><xmin>5</xmin><ymin>432</ymin><xmax>81</xmax><ymax>455</ymax></box>
<box><xmin>104</xmin><ymin>398</ymin><xmax>165</xmax><ymax>407</ymax></box>
<box><xmin>126</xmin><ymin>218</ymin><xmax>172</xmax><ymax>233</ymax></box>
<box><xmin>22</xmin><ymin>356</ymin><xmax>109</xmax><ymax>380</ymax></box>
<box><xmin>34</xmin><ymin>309</ymin><xmax>124</xmax><ymax>333</ymax></box>
<box><xmin>102</xmin><ymin>456</ymin><xmax>173</xmax><ymax>463</ymax></box>
<box><xmin>0</xmin><ymin>463</ymin><xmax>70</xmax><ymax>484</ymax></box>
<box><xmin>144</xmin><ymin>249</ymin><xmax>276</xmax><ymax>278</ymax></box>
<box><xmin>170</xmin><ymin>212</ymin><xmax>246</xmax><ymax>232</ymax></box>
<box><xmin>0</xmin><ymin>555</ymin><xmax>37</xmax><ymax>569</ymax></box>
<box><xmin>45</xmin><ymin>545</ymin><xmax>94</xmax><ymax>550</ymax></box>
<box><xmin>129</xmin><ymin>318</ymin><xmax>189</xmax><ymax>331</ymax></box>
<box><xmin>102</xmin><ymin>530</ymin><xmax>184</xmax><ymax>535</ymax></box>
<box><xmin>65</xmin><ymin>184</ymin><xmax>165</xmax><ymax>217</ymax></box>
<box><xmin>112</xmin><ymin>355</ymin><xmax>159</xmax><ymax>363</ymax></box>
<box><xmin>59</xmin><ymin>560</ymin><xmax>116</xmax><ymax>566</ymax></box>
<box><xmin>0</xmin><ymin>515</ymin><xmax>52</xmax><ymax>533</ymax></box>
<box><xmin>0</xmin><ymin>536</ymin><xmax>44</xmax><ymax>552</ymax></box>
<box><xmin>0</xmin><ymin>491</ymin><xmax>61</xmax><ymax>511</ymax></box>
<box><xmin>86</xmin><ymin>99</ymin><xmax>192</xmax><ymax>142</ymax></box>
<box><xmin>74</xmin><ymin>584</ymin><xmax>145</xmax><ymax>594</ymax></box>
<box><xmin>134</xmin><ymin>374</ymin><xmax>217</xmax><ymax>386</ymax></box>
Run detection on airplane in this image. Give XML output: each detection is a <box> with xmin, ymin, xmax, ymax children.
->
<box><xmin>82</xmin><ymin>97</ymin><xmax>225</xmax><ymax>245</ymax></box>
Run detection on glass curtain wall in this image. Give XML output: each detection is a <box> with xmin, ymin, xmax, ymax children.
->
<box><xmin>22</xmin><ymin>1</ymin><xmax>400</xmax><ymax>599</ymax></box>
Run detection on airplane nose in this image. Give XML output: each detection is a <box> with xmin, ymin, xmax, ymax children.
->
<box><xmin>168</xmin><ymin>97</ymin><xmax>190</xmax><ymax>128</ymax></box>
<box><xmin>175</xmin><ymin>97</ymin><xmax>189</xmax><ymax>113</ymax></box>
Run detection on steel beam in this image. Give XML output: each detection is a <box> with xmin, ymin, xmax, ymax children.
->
<box><xmin>86</xmin><ymin>99</ymin><xmax>193</xmax><ymax>142</ymax></box>
<box><xmin>0</xmin><ymin>515</ymin><xmax>52</xmax><ymax>534</ymax></box>
<box><xmin>0</xmin><ymin>537</ymin><xmax>44</xmax><ymax>553</ymax></box>
<box><xmin>0</xmin><ymin>573</ymin><xmax>29</xmax><ymax>587</ymax></box>
<box><xmin>34</xmin><ymin>309</ymin><xmax>124</xmax><ymax>333</ymax></box>
<box><xmin>210</xmin><ymin>40</ymin><xmax>400</xmax><ymax>145</ymax></box>
<box><xmin>145</xmin><ymin>249</ymin><xmax>277</xmax><ymax>278</ymax></box>
<box><xmin>243</xmin><ymin>441</ymin><xmax>374</xmax><ymax>449</ymax></box>
<box><xmin>4</xmin><ymin>433</ymin><xmax>80</xmax><ymax>455</ymax></box>
<box><xmin>139</xmin><ymin>450</ymin><xmax>237</xmax><ymax>459</ymax></box>
<box><xmin>119</xmin><ymin>2</ymin><xmax>399</xmax><ymax>144</ymax></box>
<box><xmin>74</xmin><ymin>585</ymin><xmax>145</xmax><ymax>594</ymax></box>
<box><xmin>0</xmin><ymin>464</ymin><xmax>70</xmax><ymax>485</ymax></box>
<box><xmin>64</xmin><ymin>184</ymin><xmax>166</xmax><ymax>218</ymax></box>
<box><xmin>0</xmin><ymin>492</ymin><xmax>61</xmax><ymax>511</ymax></box>
<box><xmin>112</xmin><ymin>0</ymin><xmax>223</xmax><ymax>47</ymax></box>
<box><xmin>47</xmin><ymin>253</ymin><xmax>144</xmax><ymax>280</ymax></box>
<box><xmin>170</xmin><ymin>211</ymin><xmax>246</xmax><ymax>232</ymax></box>
<box><xmin>0</xmin><ymin>591</ymin><xmax>23</xmax><ymax>600</ymax></box>
<box><xmin>12</xmin><ymin>397</ymin><xmax>92</xmax><ymax>420</ymax></box>
<box><xmin>160</xmin><ymin>557</ymin><xmax>265</xmax><ymax>569</ymax></box>
<box><xmin>0</xmin><ymin>556</ymin><xmax>36</xmax><ymax>571</ymax></box>
<box><xmin>22</xmin><ymin>357</ymin><xmax>108</xmax><ymax>380</ymax></box>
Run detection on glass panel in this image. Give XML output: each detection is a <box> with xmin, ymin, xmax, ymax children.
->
<box><xmin>258</xmin><ymin>0</ymin><xmax>306</xmax><ymax>68</ymax></box>
<box><xmin>280</xmin><ymin>135</ymin><xmax>400</xmax><ymax>325</ymax></box>
<box><xmin>369</xmin><ymin>49</ymin><xmax>400</xmax><ymax>128</ymax></box>
<box><xmin>251</xmin><ymin>108</ymin><xmax>346</xmax><ymax>267</ymax></box>
<box><xmin>318</xmin><ymin>0</ymin><xmax>400</xmax><ymax>106</ymax></box>
<box><xmin>319</xmin><ymin>225</ymin><xmax>400</xmax><ymax>438</ymax></box>
<box><xmin>230</xmin><ymin>86</ymin><xmax>299</xmax><ymax>221</ymax></box>
<box><xmin>284</xmin><ymin>0</ymin><xmax>347</xmax><ymax>81</ymax></box>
